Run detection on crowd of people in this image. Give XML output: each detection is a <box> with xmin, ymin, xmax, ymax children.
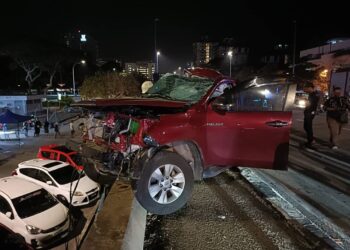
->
<box><xmin>303</xmin><ymin>83</ymin><xmax>350</xmax><ymax>150</ymax></box>
<box><xmin>21</xmin><ymin>119</ymin><xmax>74</xmax><ymax>139</ymax></box>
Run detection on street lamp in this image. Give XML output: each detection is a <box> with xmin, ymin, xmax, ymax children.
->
<box><xmin>227</xmin><ymin>51</ymin><xmax>233</xmax><ymax>77</ymax></box>
<box><xmin>156</xmin><ymin>51</ymin><xmax>160</xmax><ymax>73</ymax></box>
<box><xmin>72</xmin><ymin>60</ymin><xmax>86</xmax><ymax>96</ymax></box>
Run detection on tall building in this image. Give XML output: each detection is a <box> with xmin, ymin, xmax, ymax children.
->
<box><xmin>300</xmin><ymin>38</ymin><xmax>350</xmax><ymax>94</ymax></box>
<box><xmin>218</xmin><ymin>38</ymin><xmax>249</xmax><ymax>66</ymax></box>
<box><xmin>193</xmin><ymin>40</ymin><xmax>218</xmax><ymax>66</ymax></box>
<box><xmin>193</xmin><ymin>37</ymin><xmax>249</xmax><ymax>67</ymax></box>
<box><xmin>125</xmin><ymin>62</ymin><xmax>155</xmax><ymax>80</ymax></box>
<box><xmin>261</xmin><ymin>43</ymin><xmax>290</xmax><ymax>65</ymax></box>
<box><xmin>63</xmin><ymin>30</ymin><xmax>99</xmax><ymax>61</ymax></box>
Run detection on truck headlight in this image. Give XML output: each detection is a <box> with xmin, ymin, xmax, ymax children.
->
<box><xmin>143</xmin><ymin>135</ymin><xmax>159</xmax><ymax>147</ymax></box>
<box><xmin>26</xmin><ymin>225</ymin><xmax>42</xmax><ymax>235</ymax></box>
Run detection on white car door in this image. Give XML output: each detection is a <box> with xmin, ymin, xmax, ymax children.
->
<box><xmin>35</xmin><ymin>170</ymin><xmax>59</xmax><ymax>196</ymax></box>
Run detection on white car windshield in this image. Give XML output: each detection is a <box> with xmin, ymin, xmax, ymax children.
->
<box><xmin>50</xmin><ymin>166</ymin><xmax>85</xmax><ymax>185</ymax></box>
<box><xmin>12</xmin><ymin>189</ymin><xmax>58</xmax><ymax>219</ymax></box>
<box><xmin>145</xmin><ymin>74</ymin><xmax>214</xmax><ymax>103</ymax></box>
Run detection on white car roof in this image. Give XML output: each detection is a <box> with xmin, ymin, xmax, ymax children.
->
<box><xmin>0</xmin><ymin>177</ymin><xmax>42</xmax><ymax>199</ymax></box>
<box><xmin>18</xmin><ymin>159</ymin><xmax>69</xmax><ymax>172</ymax></box>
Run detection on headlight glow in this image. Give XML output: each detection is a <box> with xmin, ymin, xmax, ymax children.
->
<box><xmin>26</xmin><ymin>225</ymin><xmax>42</xmax><ymax>235</ymax></box>
<box><xmin>73</xmin><ymin>191</ymin><xmax>84</xmax><ymax>196</ymax></box>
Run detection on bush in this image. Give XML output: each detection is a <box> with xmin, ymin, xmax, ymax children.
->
<box><xmin>80</xmin><ymin>72</ymin><xmax>141</xmax><ymax>100</ymax></box>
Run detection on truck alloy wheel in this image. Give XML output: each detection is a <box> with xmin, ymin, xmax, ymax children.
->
<box><xmin>136</xmin><ymin>151</ymin><xmax>194</xmax><ymax>215</ymax></box>
<box><xmin>148</xmin><ymin>164</ymin><xmax>185</xmax><ymax>204</ymax></box>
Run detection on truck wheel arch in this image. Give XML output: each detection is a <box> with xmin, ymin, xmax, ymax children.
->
<box><xmin>132</xmin><ymin>141</ymin><xmax>204</xmax><ymax>182</ymax></box>
<box><xmin>166</xmin><ymin>141</ymin><xmax>204</xmax><ymax>181</ymax></box>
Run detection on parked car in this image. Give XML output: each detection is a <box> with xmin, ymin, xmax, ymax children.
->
<box><xmin>0</xmin><ymin>177</ymin><xmax>69</xmax><ymax>248</ymax></box>
<box><xmin>37</xmin><ymin>145</ymin><xmax>83</xmax><ymax>171</ymax></box>
<box><xmin>14</xmin><ymin>159</ymin><xmax>99</xmax><ymax>207</ymax></box>
<box><xmin>294</xmin><ymin>90</ymin><xmax>308</xmax><ymax>108</ymax></box>
<box><xmin>73</xmin><ymin>68</ymin><xmax>297</xmax><ymax>215</ymax></box>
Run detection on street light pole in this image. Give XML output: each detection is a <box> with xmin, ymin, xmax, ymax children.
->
<box><xmin>156</xmin><ymin>51</ymin><xmax>160</xmax><ymax>73</ymax></box>
<box><xmin>72</xmin><ymin>60</ymin><xmax>86</xmax><ymax>96</ymax></box>
<box><xmin>228</xmin><ymin>51</ymin><xmax>233</xmax><ymax>77</ymax></box>
<box><xmin>154</xmin><ymin>18</ymin><xmax>159</xmax><ymax>73</ymax></box>
<box><xmin>72</xmin><ymin>63</ymin><xmax>77</xmax><ymax>96</ymax></box>
<box><xmin>292</xmin><ymin>20</ymin><xmax>297</xmax><ymax>76</ymax></box>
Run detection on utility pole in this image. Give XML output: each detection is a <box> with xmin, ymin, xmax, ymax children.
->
<box><xmin>292</xmin><ymin>20</ymin><xmax>297</xmax><ymax>76</ymax></box>
<box><xmin>154</xmin><ymin>18</ymin><xmax>159</xmax><ymax>73</ymax></box>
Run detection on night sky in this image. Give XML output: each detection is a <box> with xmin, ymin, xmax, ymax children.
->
<box><xmin>1</xmin><ymin>0</ymin><xmax>349</xmax><ymax>72</ymax></box>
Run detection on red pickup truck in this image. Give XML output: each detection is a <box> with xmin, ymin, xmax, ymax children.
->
<box><xmin>75</xmin><ymin>68</ymin><xmax>296</xmax><ymax>215</ymax></box>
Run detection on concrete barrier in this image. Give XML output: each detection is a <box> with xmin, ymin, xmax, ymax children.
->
<box><xmin>121</xmin><ymin>199</ymin><xmax>147</xmax><ymax>250</ymax></box>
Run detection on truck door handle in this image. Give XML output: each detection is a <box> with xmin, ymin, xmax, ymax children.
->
<box><xmin>265</xmin><ymin>121</ymin><xmax>289</xmax><ymax>127</ymax></box>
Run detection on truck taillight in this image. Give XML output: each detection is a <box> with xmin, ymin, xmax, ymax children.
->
<box><xmin>11</xmin><ymin>170</ymin><xmax>17</xmax><ymax>176</ymax></box>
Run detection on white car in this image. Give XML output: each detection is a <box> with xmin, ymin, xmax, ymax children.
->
<box><xmin>0</xmin><ymin>177</ymin><xmax>69</xmax><ymax>248</ymax></box>
<box><xmin>15</xmin><ymin>159</ymin><xmax>100</xmax><ymax>207</ymax></box>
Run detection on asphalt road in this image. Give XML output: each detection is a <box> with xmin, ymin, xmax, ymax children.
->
<box><xmin>145</xmin><ymin>171</ymin><xmax>315</xmax><ymax>250</ymax></box>
<box><xmin>292</xmin><ymin>109</ymin><xmax>350</xmax><ymax>151</ymax></box>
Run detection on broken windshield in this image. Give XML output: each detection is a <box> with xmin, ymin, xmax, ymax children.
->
<box><xmin>145</xmin><ymin>74</ymin><xmax>214</xmax><ymax>103</ymax></box>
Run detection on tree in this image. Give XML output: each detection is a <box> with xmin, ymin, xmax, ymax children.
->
<box><xmin>80</xmin><ymin>72</ymin><xmax>141</xmax><ymax>100</ymax></box>
<box><xmin>1</xmin><ymin>39</ymin><xmax>46</xmax><ymax>93</ymax></box>
<box><xmin>1</xmin><ymin>37</ymin><xmax>83</xmax><ymax>93</ymax></box>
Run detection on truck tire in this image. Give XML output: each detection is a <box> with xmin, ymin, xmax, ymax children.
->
<box><xmin>136</xmin><ymin>151</ymin><xmax>194</xmax><ymax>215</ymax></box>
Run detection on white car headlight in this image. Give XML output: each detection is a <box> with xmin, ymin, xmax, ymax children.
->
<box><xmin>26</xmin><ymin>225</ymin><xmax>42</xmax><ymax>235</ymax></box>
<box><xmin>73</xmin><ymin>191</ymin><xmax>84</xmax><ymax>196</ymax></box>
<box><xmin>298</xmin><ymin>100</ymin><xmax>306</xmax><ymax>108</ymax></box>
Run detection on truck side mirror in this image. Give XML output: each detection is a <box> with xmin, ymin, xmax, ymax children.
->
<box><xmin>211</xmin><ymin>97</ymin><xmax>235</xmax><ymax>113</ymax></box>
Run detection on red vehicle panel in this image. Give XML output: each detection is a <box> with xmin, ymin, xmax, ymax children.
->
<box><xmin>37</xmin><ymin>145</ymin><xmax>83</xmax><ymax>171</ymax></box>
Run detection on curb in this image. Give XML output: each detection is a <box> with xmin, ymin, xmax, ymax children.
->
<box><xmin>121</xmin><ymin>198</ymin><xmax>147</xmax><ymax>250</ymax></box>
<box><xmin>236</xmin><ymin>168</ymin><xmax>350</xmax><ymax>250</ymax></box>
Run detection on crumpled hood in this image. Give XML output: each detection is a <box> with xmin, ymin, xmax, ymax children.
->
<box><xmin>76</xmin><ymin>97</ymin><xmax>188</xmax><ymax>108</ymax></box>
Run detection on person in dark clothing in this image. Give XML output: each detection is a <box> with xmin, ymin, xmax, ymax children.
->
<box><xmin>34</xmin><ymin>119</ymin><xmax>42</xmax><ymax>137</ymax></box>
<box><xmin>44</xmin><ymin>120</ymin><xmax>49</xmax><ymax>134</ymax></box>
<box><xmin>323</xmin><ymin>87</ymin><xmax>350</xmax><ymax>149</ymax></box>
<box><xmin>23</xmin><ymin>121</ymin><xmax>29</xmax><ymax>137</ymax></box>
<box><xmin>54</xmin><ymin>122</ymin><xmax>60</xmax><ymax>139</ymax></box>
<box><xmin>303</xmin><ymin>82</ymin><xmax>320</xmax><ymax>147</ymax></box>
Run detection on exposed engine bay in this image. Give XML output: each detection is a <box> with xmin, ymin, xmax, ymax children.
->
<box><xmin>68</xmin><ymin>105</ymin><xmax>187</xmax><ymax>185</ymax></box>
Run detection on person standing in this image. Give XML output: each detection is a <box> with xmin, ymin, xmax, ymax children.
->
<box><xmin>323</xmin><ymin>87</ymin><xmax>350</xmax><ymax>149</ymax></box>
<box><xmin>2</xmin><ymin>123</ymin><xmax>9</xmax><ymax>140</ymax></box>
<box><xmin>44</xmin><ymin>120</ymin><xmax>49</xmax><ymax>134</ymax></box>
<box><xmin>34</xmin><ymin>119</ymin><xmax>42</xmax><ymax>137</ymax></box>
<box><xmin>54</xmin><ymin>122</ymin><xmax>60</xmax><ymax>139</ymax></box>
<box><xmin>69</xmin><ymin>121</ymin><xmax>75</xmax><ymax>138</ymax></box>
<box><xmin>23</xmin><ymin>121</ymin><xmax>29</xmax><ymax>137</ymax></box>
<box><xmin>303</xmin><ymin>82</ymin><xmax>320</xmax><ymax>147</ymax></box>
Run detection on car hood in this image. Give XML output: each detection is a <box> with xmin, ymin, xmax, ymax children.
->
<box><xmin>75</xmin><ymin>98</ymin><xmax>189</xmax><ymax>117</ymax></box>
<box><xmin>22</xmin><ymin>203</ymin><xmax>67</xmax><ymax>231</ymax></box>
<box><xmin>60</xmin><ymin>175</ymin><xmax>99</xmax><ymax>194</ymax></box>
<box><xmin>76</xmin><ymin>97</ymin><xmax>188</xmax><ymax>109</ymax></box>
